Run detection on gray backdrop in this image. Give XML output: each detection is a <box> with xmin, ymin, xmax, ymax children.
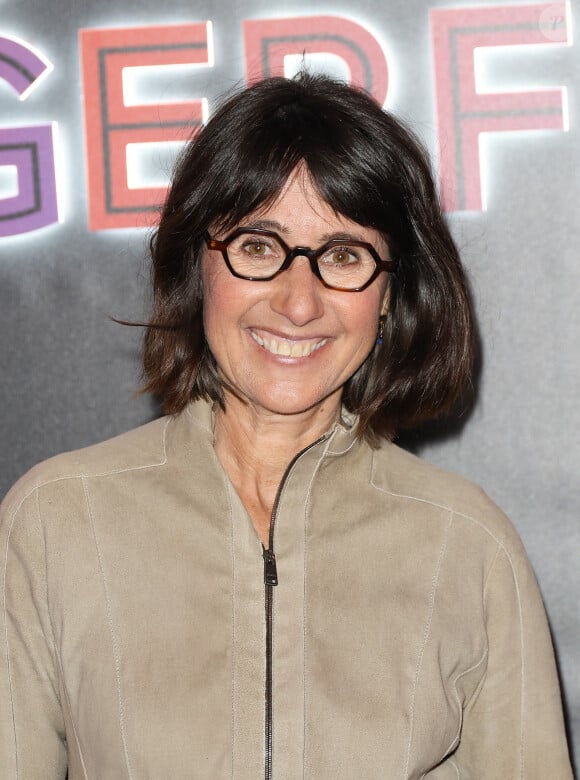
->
<box><xmin>1</xmin><ymin>0</ymin><xmax>578</xmax><ymax>770</ymax></box>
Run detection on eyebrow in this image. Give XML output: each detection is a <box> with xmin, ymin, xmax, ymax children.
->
<box><xmin>239</xmin><ymin>218</ymin><xmax>372</xmax><ymax>245</ymax></box>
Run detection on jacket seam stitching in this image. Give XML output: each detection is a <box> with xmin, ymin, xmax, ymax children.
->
<box><xmin>450</xmin><ymin>544</ymin><xmax>501</xmax><ymax>722</ymax></box>
<box><xmin>375</xmin><ymin>478</ymin><xmax>528</xmax><ymax>776</ymax></box>
<box><xmin>35</xmin><ymin>488</ymin><xmax>89</xmax><ymax>777</ymax></box>
<box><xmin>36</xmin><ymin>487</ymin><xmax>63</xmax><ymax>710</ymax></box>
<box><xmin>74</xmin><ymin>418</ymin><xmax>169</xmax><ymax>478</ymax></box>
<box><xmin>302</xmin><ymin>438</ymin><xmax>334</xmax><ymax>777</ymax></box>
<box><xmin>369</xmin><ymin>479</ymin><xmax>511</xmax><ymax>552</ymax></box>
<box><xmin>82</xmin><ymin>475</ymin><xmax>134</xmax><ymax>780</ymax></box>
<box><xmin>402</xmin><ymin>510</ymin><xmax>453</xmax><ymax>779</ymax></box>
<box><xmin>55</xmin><ymin>669</ymin><xmax>90</xmax><ymax>779</ymax></box>
<box><xmin>4</xmin><ymin>457</ymin><xmax>168</xmax><ymax>497</ymax></box>
<box><xmin>185</xmin><ymin>404</ymin><xmax>213</xmax><ymax>434</ymax></box>
<box><xmin>456</xmin><ymin>646</ymin><xmax>489</xmax><ymax>713</ymax></box>
<box><xmin>482</xmin><ymin>542</ymin><xmax>501</xmax><ymax>602</ymax></box>
<box><xmin>497</xmin><ymin>544</ymin><xmax>526</xmax><ymax>778</ymax></box>
<box><xmin>53</xmin><ymin>650</ymin><xmax>90</xmax><ymax>779</ymax></box>
<box><xmin>226</xmin><ymin>480</ymin><xmax>235</xmax><ymax>780</ymax></box>
<box><xmin>435</xmin><ymin>646</ymin><xmax>489</xmax><ymax>768</ymax></box>
<box><xmin>14</xmin><ymin>419</ymin><xmax>170</xmax><ymax>492</ymax></box>
<box><xmin>456</xmin><ymin>540</ymin><xmax>525</xmax><ymax>777</ymax></box>
<box><xmin>325</xmin><ymin>437</ymin><xmax>357</xmax><ymax>456</ymax></box>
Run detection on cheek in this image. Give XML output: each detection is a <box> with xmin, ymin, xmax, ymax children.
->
<box><xmin>346</xmin><ymin>285</ymin><xmax>387</xmax><ymax>336</ymax></box>
<box><xmin>201</xmin><ymin>263</ymin><xmax>233</xmax><ymax>355</ymax></box>
<box><xmin>202</xmin><ymin>259</ymin><xmax>239</xmax><ymax>324</ymax></box>
<box><xmin>201</xmin><ymin>262</ymin><xmax>261</xmax><ymax>355</ymax></box>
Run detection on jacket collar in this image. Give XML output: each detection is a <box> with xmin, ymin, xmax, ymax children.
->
<box><xmin>166</xmin><ymin>399</ymin><xmax>360</xmax><ymax>462</ymax></box>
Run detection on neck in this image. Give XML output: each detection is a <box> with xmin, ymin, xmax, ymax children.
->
<box><xmin>212</xmin><ymin>394</ymin><xmax>341</xmax><ymax>544</ymax></box>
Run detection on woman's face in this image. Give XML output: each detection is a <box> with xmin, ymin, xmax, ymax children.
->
<box><xmin>202</xmin><ymin>168</ymin><xmax>389</xmax><ymax>420</ymax></box>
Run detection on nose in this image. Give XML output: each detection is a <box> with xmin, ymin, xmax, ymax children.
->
<box><xmin>269</xmin><ymin>255</ymin><xmax>325</xmax><ymax>326</ymax></box>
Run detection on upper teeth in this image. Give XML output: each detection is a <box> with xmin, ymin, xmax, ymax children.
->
<box><xmin>251</xmin><ymin>331</ymin><xmax>328</xmax><ymax>358</ymax></box>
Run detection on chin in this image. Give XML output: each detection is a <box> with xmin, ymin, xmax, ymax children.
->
<box><xmin>249</xmin><ymin>387</ymin><xmax>341</xmax><ymax>417</ymax></box>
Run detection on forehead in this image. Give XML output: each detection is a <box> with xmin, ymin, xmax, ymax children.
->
<box><xmin>238</xmin><ymin>167</ymin><xmax>386</xmax><ymax>249</ymax></box>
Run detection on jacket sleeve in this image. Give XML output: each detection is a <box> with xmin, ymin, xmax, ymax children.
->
<box><xmin>453</xmin><ymin>525</ymin><xmax>573</xmax><ymax>779</ymax></box>
<box><xmin>0</xmin><ymin>483</ymin><xmax>68</xmax><ymax>778</ymax></box>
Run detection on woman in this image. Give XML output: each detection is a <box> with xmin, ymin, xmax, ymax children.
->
<box><xmin>0</xmin><ymin>73</ymin><xmax>573</xmax><ymax>778</ymax></box>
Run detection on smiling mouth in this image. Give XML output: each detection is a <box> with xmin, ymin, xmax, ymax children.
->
<box><xmin>250</xmin><ymin>330</ymin><xmax>329</xmax><ymax>358</ymax></box>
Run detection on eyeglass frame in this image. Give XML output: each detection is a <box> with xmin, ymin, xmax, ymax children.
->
<box><xmin>203</xmin><ymin>227</ymin><xmax>396</xmax><ymax>291</ymax></box>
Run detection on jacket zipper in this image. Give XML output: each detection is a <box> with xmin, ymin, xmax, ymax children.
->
<box><xmin>262</xmin><ymin>435</ymin><xmax>327</xmax><ymax>780</ymax></box>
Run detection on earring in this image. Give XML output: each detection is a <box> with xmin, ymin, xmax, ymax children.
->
<box><xmin>377</xmin><ymin>315</ymin><xmax>386</xmax><ymax>346</ymax></box>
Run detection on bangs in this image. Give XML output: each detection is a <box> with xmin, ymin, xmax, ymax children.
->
<box><xmin>195</xmin><ymin>92</ymin><xmax>409</xmax><ymax>253</ymax></box>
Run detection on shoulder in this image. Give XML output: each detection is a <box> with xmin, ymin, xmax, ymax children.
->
<box><xmin>370</xmin><ymin>441</ymin><xmax>523</xmax><ymax>551</ymax></box>
<box><xmin>0</xmin><ymin>414</ymin><xmax>172</xmax><ymax>520</ymax></box>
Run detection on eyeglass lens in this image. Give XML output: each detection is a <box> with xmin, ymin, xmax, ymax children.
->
<box><xmin>225</xmin><ymin>232</ymin><xmax>378</xmax><ymax>289</ymax></box>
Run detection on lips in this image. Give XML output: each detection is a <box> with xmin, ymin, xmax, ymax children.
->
<box><xmin>250</xmin><ymin>330</ymin><xmax>329</xmax><ymax>358</ymax></box>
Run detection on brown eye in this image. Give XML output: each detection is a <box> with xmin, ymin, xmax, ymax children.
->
<box><xmin>332</xmin><ymin>250</ymin><xmax>353</xmax><ymax>266</ymax></box>
<box><xmin>243</xmin><ymin>240</ymin><xmax>270</xmax><ymax>256</ymax></box>
<box><xmin>322</xmin><ymin>247</ymin><xmax>359</xmax><ymax>267</ymax></box>
<box><xmin>241</xmin><ymin>238</ymin><xmax>273</xmax><ymax>257</ymax></box>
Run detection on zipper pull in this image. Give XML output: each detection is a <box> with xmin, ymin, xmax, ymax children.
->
<box><xmin>263</xmin><ymin>548</ymin><xmax>278</xmax><ymax>586</ymax></box>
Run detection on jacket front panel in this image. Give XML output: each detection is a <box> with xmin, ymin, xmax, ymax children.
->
<box><xmin>0</xmin><ymin>401</ymin><xmax>573</xmax><ymax>779</ymax></box>
<box><xmin>42</xmin><ymin>418</ymin><xmax>239</xmax><ymax>779</ymax></box>
<box><xmin>302</xmin><ymin>443</ymin><xmax>489</xmax><ymax>778</ymax></box>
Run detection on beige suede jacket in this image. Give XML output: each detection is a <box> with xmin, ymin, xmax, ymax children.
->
<box><xmin>0</xmin><ymin>401</ymin><xmax>573</xmax><ymax>779</ymax></box>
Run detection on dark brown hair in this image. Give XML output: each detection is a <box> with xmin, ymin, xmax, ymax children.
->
<box><xmin>143</xmin><ymin>72</ymin><xmax>474</xmax><ymax>442</ymax></box>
